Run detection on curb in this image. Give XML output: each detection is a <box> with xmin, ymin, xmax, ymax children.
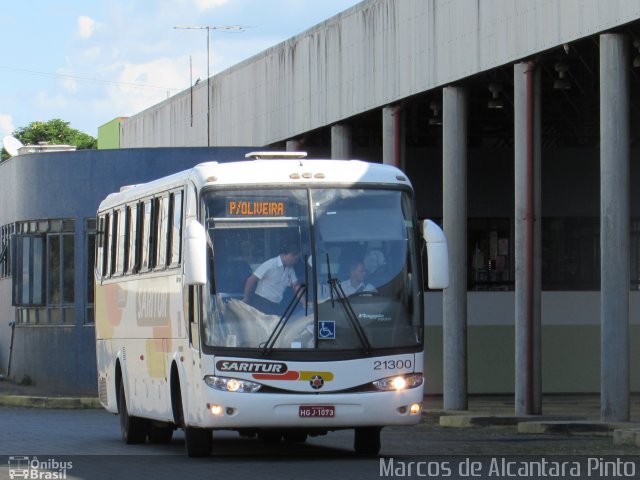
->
<box><xmin>0</xmin><ymin>395</ymin><xmax>101</xmax><ymax>409</ymax></box>
<box><xmin>613</xmin><ymin>428</ymin><xmax>640</xmax><ymax>447</ymax></box>
<box><xmin>517</xmin><ymin>421</ymin><xmax>640</xmax><ymax>436</ymax></box>
<box><xmin>439</xmin><ymin>415</ymin><xmax>585</xmax><ymax>428</ymax></box>
<box><xmin>423</xmin><ymin>409</ymin><xmax>474</xmax><ymax>422</ymax></box>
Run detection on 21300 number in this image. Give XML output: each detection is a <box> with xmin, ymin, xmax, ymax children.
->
<box><xmin>373</xmin><ymin>359</ymin><xmax>412</xmax><ymax>370</ymax></box>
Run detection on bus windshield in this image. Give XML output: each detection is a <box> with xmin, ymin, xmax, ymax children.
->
<box><xmin>201</xmin><ymin>187</ymin><xmax>423</xmax><ymax>353</ymax></box>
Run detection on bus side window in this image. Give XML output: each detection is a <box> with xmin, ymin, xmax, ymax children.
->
<box><xmin>141</xmin><ymin>200</ymin><xmax>152</xmax><ymax>272</ymax></box>
<box><xmin>110</xmin><ymin>210</ymin><xmax>119</xmax><ymax>276</ymax></box>
<box><xmin>188</xmin><ymin>286</ymin><xmax>201</xmax><ymax>350</ymax></box>
<box><xmin>168</xmin><ymin>190</ymin><xmax>183</xmax><ymax>268</ymax></box>
<box><xmin>96</xmin><ymin>215</ymin><xmax>105</xmax><ymax>278</ymax></box>
<box><xmin>156</xmin><ymin>195</ymin><xmax>170</xmax><ymax>269</ymax></box>
<box><xmin>126</xmin><ymin>203</ymin><xmax>139</xmax><ymax>274</ymax></box>
<box><xmin>115</xmin><ymin>207</ymin><xmax>127</xmax><ymax>275</ymax></box>
<box><xmin>103</xmin><ymin>213</ymin><xmax>112</xmax><ymax>278</ymax></box>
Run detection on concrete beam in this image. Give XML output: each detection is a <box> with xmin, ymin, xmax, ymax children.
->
<box><xmin>382</xmin><ymin>106</ymin><xmax>404</xmax><ymax>169</ymax></box>
<box><xmin>286</xmin><ymin>139</ymin><xmax>303</xmax><ymax>152</ymax></box>
<box><xmin>331</xmin><ymin>124</ymin><xmax>352</xmax><ymax>159</ymax></box>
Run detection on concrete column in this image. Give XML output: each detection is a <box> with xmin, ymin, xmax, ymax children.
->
<box><xmin>513</xmin><ymin>62</ymin><xmax>542</xmax><ymax>416</ymax></box>
<box><xmin>600</xmin><ymin>33</ymin><xmax>630</xmax><ymax>422</ymax></box>
<box><xmin>442</xmin><ymin>86</ymin><xmax>467</xmax><ymax>410</ymax></box>
<box><xmin>331</xmin><ymin>124</ymin><xmax>352</xmax><ymax>159</ymax></box>
<box><xmin>286</xmin><ymin>139</ymin><xmax>303</xmax><ymax>152</ymax></box>
<box><xmin>382</xmin><ymin>106</ymin><xmax>405</xmax><ymax>168</ymax></box>
<box><xmin>533</xmin><ymin>66</ymin><xmax>542</xmax><ymax>414</ymax></box>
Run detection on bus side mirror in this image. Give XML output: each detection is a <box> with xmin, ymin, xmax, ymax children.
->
<box><xmin>423</xmin><ymin>220</ymin><xmax>449</xmax><ymax>289</ymax></box>
<box><xmin>184</xmin><ymin>220</ymin><xmax>207</xmax><ymax>286</ymax></box>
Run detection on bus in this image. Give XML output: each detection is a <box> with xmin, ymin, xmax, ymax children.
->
<box><xmin>95</xmin><ymin>152</ymin><xmax>448</xmax><ymax>457</ymax></box>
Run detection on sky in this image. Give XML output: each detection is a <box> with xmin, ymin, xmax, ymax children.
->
<box><xmin>0</xmin><ymin>0</ymin><xmax>362</xmax><ymax>140</ymax></box>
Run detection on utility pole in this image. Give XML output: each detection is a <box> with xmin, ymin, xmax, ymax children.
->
<box><xmin>174</xmin><ymin>25</ymin><xmax>246</xmax><ymax>146</ymax></box>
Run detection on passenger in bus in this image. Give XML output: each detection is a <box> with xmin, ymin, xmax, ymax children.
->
<box><xmin>242</xmin><ymin>244</ymin><xmax>302</xmax><ymax>315</ymax></box>
<box><xmin>363</xmin><ymin>249</ymin><xmax>390</xmax><ymax>287</ymax></box>
<box><xmin>340</xmin><ymin>260</ymin><xmax>377</xmax><ymax>296</ymax></box>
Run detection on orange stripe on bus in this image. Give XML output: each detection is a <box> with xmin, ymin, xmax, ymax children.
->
<box><xmin>253</xmin><ymin>371</ymin><xmax>300</xmax><ymax>381</ymax></box>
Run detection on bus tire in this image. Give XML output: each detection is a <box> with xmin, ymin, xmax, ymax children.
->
<box><xmin>175</xmin><ymin>386</ymin><xmax>212</xmax><ymax>457</ymax></box>
<box><xmin>184</xmin><ymin>426</ymin><xmax>212</xmax><ymax>457</ymax></box>
<box><xmin>354</xmin><ymin>427</ymin><xmax>381</xmax><ymax>456</ymax></box>
<box><xmin>118</xmin><ymin>381</ymin><xmax>148</xmax><ymax>444</ymax></box>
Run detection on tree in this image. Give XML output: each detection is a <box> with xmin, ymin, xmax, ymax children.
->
<box><xmin>1</xmin><ymin>119</ymin><xmax>97</xmax><ymax>160</ymax></box>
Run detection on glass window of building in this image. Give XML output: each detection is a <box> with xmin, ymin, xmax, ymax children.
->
<box><xmin>12</xmin><ymin>219</ymin><xmax>75</xmax><ymax>325</ymax></box>
<box><xmin>0</xmin><ymin>223</ymin><xmax>15</xmax><ymax>278</ymax></box>
<box><xmin>86</xmin><ymin>218</ymin><xmax>96</xmax><ymax>324</ymax></box>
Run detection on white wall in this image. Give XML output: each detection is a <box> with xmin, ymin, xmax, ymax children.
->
<box><xmin>121</xmin><ymin>0</ymin><xmax>640</xmax><ymax>148</ymax></box>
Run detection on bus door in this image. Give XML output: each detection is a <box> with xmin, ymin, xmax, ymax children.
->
<box><xmin>182</xmin><ymin>283</ymin><xmax>203</xmax><ymax>419</ymax></box>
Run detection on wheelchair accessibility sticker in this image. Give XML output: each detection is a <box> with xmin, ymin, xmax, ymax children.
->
<box><xmin>318</xmin><ymin>321</ymin><xmax>336</xmax><ymax>340</ymax></box>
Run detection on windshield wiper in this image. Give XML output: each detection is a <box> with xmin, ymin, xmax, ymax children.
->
<box><xmin>261</xmin><ymin>283</ymin><xmax>307</xmax><ymax>356</ymax></box>
<box><xmin>325</xmin><ymin>254</ymin><xmax>372</xmax><ymax>354</ymax></box>
<box><xmin>304</xmin><ymin>254</ymin><xmax>309</xmax><ymax>317</ymax></box>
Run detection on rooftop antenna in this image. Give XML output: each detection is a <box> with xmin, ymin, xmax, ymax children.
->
<box><xmin>174</xmin><ymin>25</ymin><xmax>251</xmax><ymax>147</ymax></box>
<box><xmin>2</xmin><ymin>136</ymin><xmax>24</xmax><ymax>157</ymax></box>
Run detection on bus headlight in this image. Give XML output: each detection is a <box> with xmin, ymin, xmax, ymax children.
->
<box><xmin>204</xmin><ymin>375</ymin><xmax>262</xmax><ymax>393</ymax></box>
<box><xmin>372</xmin><ymin>374</ymin><xmax>423</xmax><ymax>391</ymax></box>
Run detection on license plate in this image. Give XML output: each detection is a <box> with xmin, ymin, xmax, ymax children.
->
<box><xmin>299</xmin><ymin>405</ymin><xmax>335</xmax><ymax>417</ymax></box>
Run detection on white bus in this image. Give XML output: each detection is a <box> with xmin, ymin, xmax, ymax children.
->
<box><xmin>95</xmin><ymin>152</ymin><xmax>448</xmax><ymax>457</ymax></box>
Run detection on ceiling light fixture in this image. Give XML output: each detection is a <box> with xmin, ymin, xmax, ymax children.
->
<box><xmin>488</xmin><ymin>83</ymin><xmax>503</xmax><ymax>109</ymax></box>
<box><xmin>553</xmin><ymin>62</ymin><xmax>571</xmax><ymax>90</ymax></box>
<box><xmin>633</xmin><ymin>39</ymin><xmax>640</xmax><ymax>68</ymax></box>
<box><xmin>428</xmin><ymin>100</ymin><xmax>442</xmax><ymax>126</ymax></box>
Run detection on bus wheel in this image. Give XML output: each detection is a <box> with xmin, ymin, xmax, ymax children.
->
<box><xmin>184</xmin><ymin>426</ymin><xmax>212</xmax><ymax>457</ymax></box>
<box><xmin>118</xmin><ymin>381</ymin><xmax>148</xmax><ymax>444</ymax></box>
<box><xmin>148</xmin><ymin>424</ymin><xmax>174</xmax><ymax>444</ymax></box>
<box><xmin>354</xmin><ymin>427</ymin><xmax>381</xmax><ymax>456</ymax></box>
<box><xmin>176</xmin><ymin>390</ymin><xmax>212</xmax><ymax>457</ymax></box>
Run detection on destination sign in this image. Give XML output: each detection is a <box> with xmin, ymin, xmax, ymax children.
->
<box><xmin>226</xmin><ymin>199</ymin><xmax>287</xmax><ymax>217</ymax></box>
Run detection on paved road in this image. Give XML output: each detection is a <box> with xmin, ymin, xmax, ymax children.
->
<box><xmin>1</xmin><ymin>408</ymin><xmax>639</xmax><ymax>480</ymax></box>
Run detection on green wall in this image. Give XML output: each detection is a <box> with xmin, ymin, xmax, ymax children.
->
<box><xmin>424</xmin><ymin>325</ymin><xmax>640</xmax><ymax>394</ymax></box>
<box><xmin>97</xmin><ymin>118</ymin><xmax>125</xmax><ymax>149</ymax></box>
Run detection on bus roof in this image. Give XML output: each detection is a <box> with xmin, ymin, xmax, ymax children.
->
<box><xmin>98</xmin><ymin>158</ymin><xmax>411</xmax><ymax>211</ymax></box>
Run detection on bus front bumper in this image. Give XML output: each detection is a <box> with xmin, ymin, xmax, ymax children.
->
<box><xmin>191</xmin><ymin>388</ymin><xmax>425</xmax><ymax>429</ymax></box>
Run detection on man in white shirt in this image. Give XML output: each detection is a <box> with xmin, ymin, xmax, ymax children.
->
<box><xmin>243</xmin><ymin>244</ymin><xmax>302</xmax><ymax>315</ymax></box>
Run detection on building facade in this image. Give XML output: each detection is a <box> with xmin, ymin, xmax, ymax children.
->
<box><xmin>117</xmin><ymin>0</ymin><xmax>640</xmax><ymax>407</ymax></box>
<box><xmin>0</xmin><ymin>147</ymin><xmax>254</xmax><ymax>393</ymax></box>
